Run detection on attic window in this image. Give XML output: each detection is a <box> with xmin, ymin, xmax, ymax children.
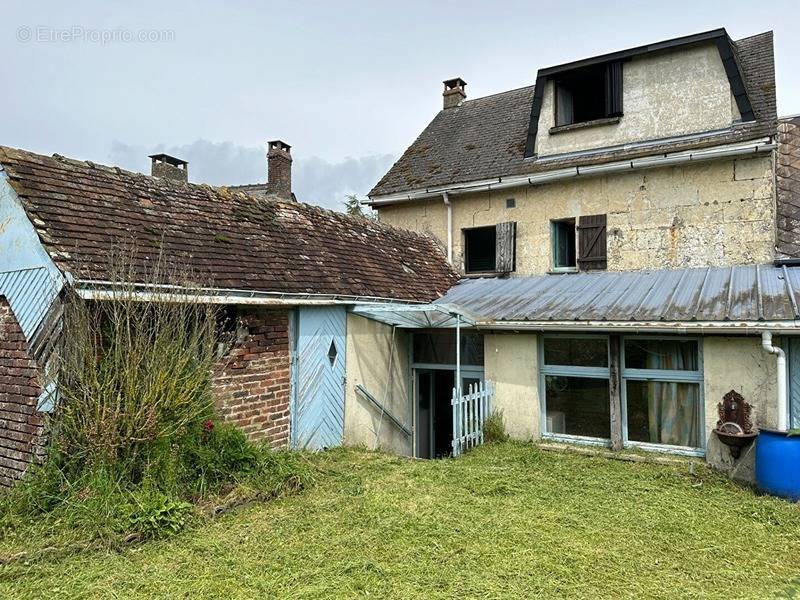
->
<box><xmin>555</xmin><ymin>61</ymin><xmax>623</xmax><ymax>126</ymax></box>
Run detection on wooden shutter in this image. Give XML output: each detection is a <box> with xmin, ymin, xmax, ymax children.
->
<box><xmin>577</xmin><ymin>214</ymin><xmax>607</xmax><ymax>271</ymax></box>
<box><xmin>495</xmin><ymin>221</ymin><xmax>516</xmax><ymax>273</ymax></box>
<box><xmin>605</xmin><ymin>61</ymin><xmax>623</xmax><ymax>117</ymax></box>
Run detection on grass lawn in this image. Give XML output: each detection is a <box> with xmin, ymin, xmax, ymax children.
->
<box><xmin>2</xmin><ymin>442</ymin><xmax>800</xmax><ymax>599</ymax></box>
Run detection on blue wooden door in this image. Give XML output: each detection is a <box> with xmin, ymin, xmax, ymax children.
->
<box><xmin>293</xmin><ymin>306</ymin><xmax>347</xmax><ymax>449</ymax></box>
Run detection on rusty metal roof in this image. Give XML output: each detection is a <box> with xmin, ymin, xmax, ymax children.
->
<box><xmin>436</xmin><ymin>264</ymin><xmax>800</xmax><ymax>327</ymax></box>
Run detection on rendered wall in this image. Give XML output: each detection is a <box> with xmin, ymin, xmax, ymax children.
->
<box><xmin>344</xmin><ymin>313</ymin><xmax>412</xmax><ymax>455</ymax></box>
<box><xmin>703</xmin><ymin>336</ymin><xmax>777</xmax><ymax>480</ymax></box>
<box><xmin>484</xmin><ymin>333</ymin><xmax>540</xmax><ymax>441</ymax></box>
<box><xmin>378</xmin><ymin>156</ymin><xmax>774</xmax><ymax>275</ymax></box>
<box><xmin>535</xmin><ymin>43</ymin><xmax>739</xmax><ymax>156</ymax></box>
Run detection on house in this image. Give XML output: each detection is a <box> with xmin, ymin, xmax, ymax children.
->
<box><xmin>359</xmin><ymin>27</ymin><xmax>800</xmax><ymax>476</ymax></box>
<box><xmin>0</xmin><ymin>142</ymin><xmax>456</xmax><ymax>486</ymax></box>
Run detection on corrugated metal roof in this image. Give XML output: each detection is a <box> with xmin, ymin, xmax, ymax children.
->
<box><xmin>0</xmin><ymin>267</ymin><xmax>63</xmax><ymax>342</ymax></box>
<box><xmin>436</xmin><ymin>265</ymin><xmax>800</xmax><ymax>325</ymax></box>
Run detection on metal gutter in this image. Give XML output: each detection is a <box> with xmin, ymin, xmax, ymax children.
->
<box><xmin>74</xmin><ymin>279</ymin><xmax>424</xmax><ymax>307</ymax></box>
<box><xmin>476</xmin><ymin>319</ymin><xmax>800</xmax><ymax>334</ymax></box>
<box><xmin>368</xmin><ymin>138</ymin><xmax>775</xmax><ymax>206</ymax></box>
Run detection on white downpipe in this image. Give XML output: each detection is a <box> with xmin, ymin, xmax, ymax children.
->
<box><xmin>761</xmin><ymin>331</ymin><xmax>788</xmax><ymax>431</ymax></box>
<box><xmin>443</xmin><ymin>191</ymin><xmax>453</xmax><ymax>264</ymax></box>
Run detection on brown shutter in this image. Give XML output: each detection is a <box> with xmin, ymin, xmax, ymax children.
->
<box><xmin>495</xmin><ymin>221</ymin><xmax>516</xmax><ymax>273</ymax></box>
<box><xmin>577</xmin><ymin>214</ymin><xmax>607</xmax><ymax>271</ymax></box>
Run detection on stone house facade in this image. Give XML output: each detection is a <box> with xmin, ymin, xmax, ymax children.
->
<box><xmin>350</xmin><ymin>27</ymin><xmax>800</xmax><ymax>479</ymax></box>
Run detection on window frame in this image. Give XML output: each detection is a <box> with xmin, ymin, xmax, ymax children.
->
<box><xmin>538</xmin><ymin>334</ymin><xmax>706</xmax><ymax>456</ymax></box>
<box><xmin>539</xmin><ymin>334</ymin><xmax>611</xmax><ymax>446</ymax></box>
<box><xmin>550</xmin><ymin>218</ymin><xmax>577</xmax><ymax>273</ymax></box>
<box><xmin>620</xmin><ymin>335</ymin><xmax>705</xmax><ymax>455</ymax></box>
<box><xmin>463</xmin><ymin>225</ymin><xmax>497</xmax><ymax>274</ymax></box>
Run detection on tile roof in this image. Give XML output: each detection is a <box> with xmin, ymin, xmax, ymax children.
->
<box><xmin>370</xmin><ymin>32</ymin><xmax>776</xmax><ymax>198</ymax></box>
<box><xmin>0</xmin><ymin>146</ymin><xmax>457</xmax><ymax>302</ymax></box>
<box><xmin>437</xmin><ymin>264</ymin><xmax>800</xmax><ymax>325</ymax></box>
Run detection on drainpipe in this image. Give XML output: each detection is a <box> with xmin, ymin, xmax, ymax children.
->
<box><xmin>443</xmin><ymin>192</ymin><xmax>453</xmax><ymax>265</ymax></box>
<box><xmin>761</xmin><ymin>332</ymin><xmax>788</xmax><ymax>431</ymax></box>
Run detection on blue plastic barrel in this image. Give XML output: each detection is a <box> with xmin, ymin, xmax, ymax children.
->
<box><xmin>755</xmin><ymin>429</ymin><xmax>800</xmax><ymax>501</ymax></box>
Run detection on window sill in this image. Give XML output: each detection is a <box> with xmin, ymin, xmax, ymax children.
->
<box><xmin>549</xmin><ymin>116</ymin><xmax>621</xmax><ymax>135</ymax></box>
<box><xmin>463</xmin><ymin>271</ymin><xmax>512</xmax><ymax>279</ymax></box>
<box><xmin>548</xmin><ymin>267</ymin><xmax>578</xmax><ymax>275</ymax></box>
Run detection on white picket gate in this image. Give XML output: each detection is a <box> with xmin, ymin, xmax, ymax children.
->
<box><xmin>451</xmin><ymin>380</ymin><xmax>494</xmax><ymax>457</ymax></box>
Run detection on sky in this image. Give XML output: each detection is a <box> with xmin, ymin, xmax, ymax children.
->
<box><xmin>2</xmin><ymin>0</ymin><xmax>799</xmax><ymax>211</ymax></box>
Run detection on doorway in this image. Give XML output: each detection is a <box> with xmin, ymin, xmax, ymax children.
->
<box><xmin>416</xmin><ymin>370</ymin><xmax>455</xmax><ymax>458</ymax></box>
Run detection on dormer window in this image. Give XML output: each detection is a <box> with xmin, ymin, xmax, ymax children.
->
<box><xmin>554</xmin><ymin>61</ymin><xmax>623</xmax><ymax>127</ymax></box>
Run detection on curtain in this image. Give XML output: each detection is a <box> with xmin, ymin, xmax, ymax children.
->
<box><xmin>646</xmin><ymin>343</ymin><xmax>699</xmax><ymax>447</ymax></box>
<box><xmin>556</xmin><ymin>83</ymin><xmax>573</xmax><ymax>126</ymax></box>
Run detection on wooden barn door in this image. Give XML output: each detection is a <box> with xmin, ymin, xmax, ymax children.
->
<box><xmin>292</xmin><ymin>307</ymin><xmax>347</xmax><ymax>450</ymax></box>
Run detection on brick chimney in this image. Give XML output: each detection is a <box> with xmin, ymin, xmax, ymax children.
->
<box><xmin>149</xmin><ymin>153</ymin><xmax>188</xmax><ymax>183</ymax></box>
<box><xmin>443</xmin><ymin>78</ymin><xmax>467</xmax><ymax>109</ymax></box>
<box><xmin>267</xmin><ymin>140</ymin><xmax>292</xmax><ymax>199</ymax></box>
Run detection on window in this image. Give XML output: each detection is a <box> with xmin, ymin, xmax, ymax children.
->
<box><xmin>540</xmin><ymin>335</ymin><xmax>704</xmax><ymax>452</ymax></box>
<box><xmin>463</xmin><ymin>222</ymin><xmax>516</xmax><ymax>274</ymax></box>
<box><xmin>552</xmin><ymin>215</ymin><xmax>608</xmax><ymax>272</ymax></box>
<box><xmin>541</xmin><ymin>335</ymin><xmax>610</xmax><ymax>441</ymax></box>
<box><xmin>555</xmin><ymin>61</ymin><xmax>623</xmax><ymax>127</ymax></box>
<box><xmin>413</xmin><ymin>331</ymin><xmax>484</xmax><ymax>366</ymax></box>
<box><xmin>551</xmin><ymin>220</ymin><xmax>576</xmax><ymax>270</ymax></box>
<box><xmin>622</xmin><ymin>338</ymin><xmax>702</xmax><ymax>449</ymax></box>
<box><xmin>464</xmin><ymin>226</ymin><xmax>496</xmax><ymax>273</ymax></box>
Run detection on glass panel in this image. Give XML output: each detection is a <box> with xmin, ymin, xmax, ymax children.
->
<box><xmin>412</xmin><ymin>332</ymin><xmax>484</xmax><ymax>366</ymax></box>
<box><xmin>544</xmin><ymin>375</ymin><xmax>610</xmax><ymax>439</ymax></box>
<box><xmin>624</xmin><ymin>339</ymin><xmax>698</xmax><ymax>371</ymax></box>
<box><xmin>544</xmin><ymin>337</ymin><xmax>607</xmax><ymax>367</ymax></box>
<box><xmin>552</xmin><ymin>221</ymin><xmax>576</xmax><ymax>268</ymax></box>
<box><xmin>626</xmin><ymin>381</ymin><xmax>701</xmax><ymax>447</ymax></box>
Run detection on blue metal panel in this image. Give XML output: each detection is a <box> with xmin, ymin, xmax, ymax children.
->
<box><xmin>0</xmin><ymin>267</ymin><xmax>62</xmax><ymax>343</ymax></box>
<box><xmin>293</xmin><ymin>306</ymin><xmax>346</xmax><ymax>450</ymax></box>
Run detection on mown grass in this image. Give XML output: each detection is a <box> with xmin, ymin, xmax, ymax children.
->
<box><xmin>2</xmin><ymin>442</ymin><xmax>800</xmax><ymax>599</ymax></box>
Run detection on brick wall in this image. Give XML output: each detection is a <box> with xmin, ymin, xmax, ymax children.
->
<box><xmin>0</xmin><ymin>297</ymin><xmax>46</xmax><ymax>487</ymax></box>
<box><xmin>211</xmin><ymin>308</ymin><xmax>291</xmax><ymax>447</ymax></box>
<box><xmin>776</xmin><ymin>116</ymin><xmax>800</xmax><ymax>257</ymax></box>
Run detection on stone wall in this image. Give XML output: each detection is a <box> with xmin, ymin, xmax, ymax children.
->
<box><xmin>535</xmin><ymin>42</ymin><xmax>739</xmax><ymax>157</ymax></box>
<box><xmin>344</xmin><ymin>313</ymin><xmax>412</xmax><ymax>455</ymax></box>
<box><xmin>211</xmin><ymin>308</ymin><xmax>291</xmax><ymax>448</ymax></box>
<box><xmin>378</xmin><ymin>156</ymin><xmax>775</xmax><ymax>275</ymax></box>
<box><xmin>0</xmin><ymin>297</ymin><xmax>46</xmax><ymax>487</ymax></box>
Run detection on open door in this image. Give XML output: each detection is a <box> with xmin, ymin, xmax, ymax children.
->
<box><xmin>415</xmin><ymin>369</ymin><xmax>455</xmax><ymax>459</ymax></box>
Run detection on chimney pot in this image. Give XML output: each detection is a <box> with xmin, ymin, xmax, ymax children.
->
<box><xmin>149</xmin><ymin>153</ymin><xmax>188</xmax><ymax>183</ymax></box>
<box><xmin>443</xmin><ymin>77</ymin><xmax>467</xmax><ymax>109</ymax></box>
<box><xmin>267</xmin><ymin>140</ymin><xmax>293</xmax><ymax>200</ymax></box>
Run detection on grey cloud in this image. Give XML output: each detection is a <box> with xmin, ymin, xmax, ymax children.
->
<box><xmin>108</xmin><ymin>140</ymin><xmax>395</xmax><ymax>211</ymax></box>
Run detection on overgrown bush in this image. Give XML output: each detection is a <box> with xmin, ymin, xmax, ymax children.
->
<box><xmin>483</xmin><ymin>410</ymin><xmax>510</xmax><ymax>443</ymax></box>
<box><xmin>0</xmin><ymin>253</ymin><xmax>311</xmax><ymax>544</ymax></box>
